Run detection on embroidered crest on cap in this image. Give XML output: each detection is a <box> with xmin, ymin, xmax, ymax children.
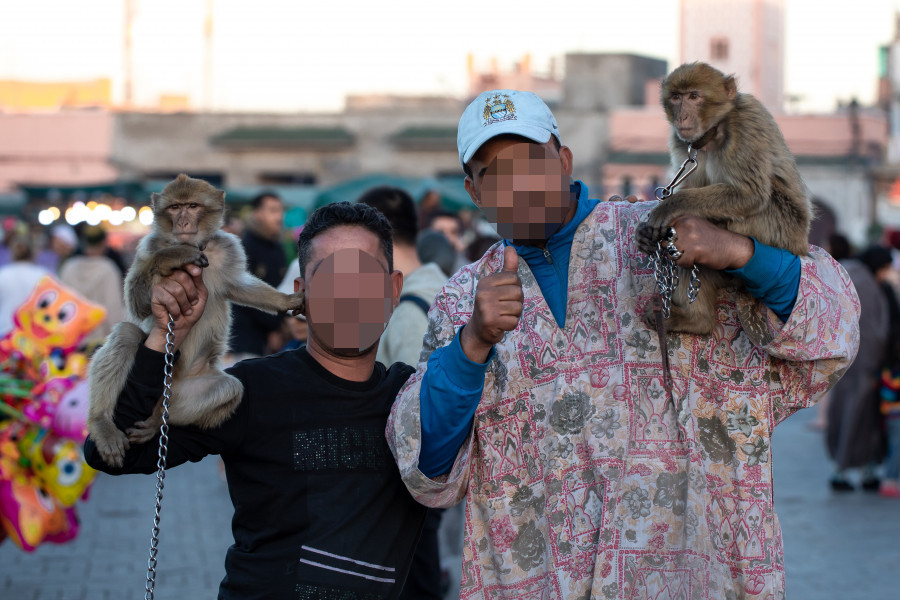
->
<box><xmin>482</xmin><ymin>93</ymin><xmax>516</xmax><ymax>127</ymax></box>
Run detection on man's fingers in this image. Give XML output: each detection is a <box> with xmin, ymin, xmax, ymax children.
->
<box><xmin>157</xmin><ymin>279</ymin><xmax>196</xmax><ymax>318</ymax></box>
<box><xmin>166</xmin><ymin>269</ymin><xmax>200</xmax><ymax>306</ymax></box>
<box><xmin>494</xmin><ymin>300</ymin><xmax>524</xmax><ymax>318</ymax></box>
<box><xmin>502</xmin><ymin>245</ymin><xmax>519</xmax><ymax>273</ymax></box>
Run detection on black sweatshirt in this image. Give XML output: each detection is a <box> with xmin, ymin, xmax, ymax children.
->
<box><xmin>229</xmin><ymin>227</ymin><xmax>289</xmax><ymax>356</ymax></box>
<box><xmin>84</xmin><ymin>345</ymin><xmax>426</xmax><ymax>600</ymax></box>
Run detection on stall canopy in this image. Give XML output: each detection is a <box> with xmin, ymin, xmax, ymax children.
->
<box><xmin>313</xmin><ymin>173</ymin><xmax>473</xmax><ymax>212</ymax></box>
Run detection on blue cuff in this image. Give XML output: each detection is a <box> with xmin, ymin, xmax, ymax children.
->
<box><xmin>418</xmin><ymin>327</ymin><xmax>493</xmax><ymax>477</ymax></box>
<box><xmin>726</xmin><ymin>238</ymin><xmax>801</xmax><ymax>322</ymax></box>
<box><xmin>438</xmin><ymin>326</ymin><xmax>496</xmax><ymax>390</ymax></box>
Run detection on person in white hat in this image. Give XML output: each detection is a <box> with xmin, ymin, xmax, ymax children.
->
<box><xmin>387</xmin><ymin>90</ymin><xmax>860</xmax><ymax>599</ymax></box>
<box><xmin>35</xmin><ymin>223</ymin><xmax>78</xmax><ymax>273</ymax></box>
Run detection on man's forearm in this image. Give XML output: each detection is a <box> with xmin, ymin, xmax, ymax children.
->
<box><xmin>418</xmin><ymin>327</ymin><xmax>492</xmax><ymax>477</ymax></box>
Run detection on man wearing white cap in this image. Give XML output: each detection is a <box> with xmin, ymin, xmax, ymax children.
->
<box><xmin>36</xmin><ymin>224</ymin><xmax>78</xmax><ymax>273</ymax></box>
<box><xmin>387</xmin><ymin>90</ymin><xmax>860</xmax><ymax>599</ymax></box>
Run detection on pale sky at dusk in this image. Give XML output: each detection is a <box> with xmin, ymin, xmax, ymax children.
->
<box><xmin>0</xmin><ymin>0</ymin><xmax>897</xmax><ymax>113</ymax></box>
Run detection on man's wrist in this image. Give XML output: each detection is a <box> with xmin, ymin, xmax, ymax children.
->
<box><xmin>725</xmin><ymin>234</ymin><xmax>755</xmax><ymax>270</ymax></box>
<box><xmin>459</xmin><ymin>325</ymin><xmax>492</xmax><ymax>363</ymax></box>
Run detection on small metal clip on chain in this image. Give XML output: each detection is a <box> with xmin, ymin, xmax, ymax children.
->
<box><xmin>145</xmin><ymin>313</ymin><xmax>175</xmax><ymax>600</ymax></box>
<box><xmin>651</xmin><ymin>144</ymin><xmax>702</xmax><ymax>313</ymax></box>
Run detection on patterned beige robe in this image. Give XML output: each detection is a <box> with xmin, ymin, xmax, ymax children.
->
<box><xmin>387</xmin><ymin>200</ymin><xmax>860</xmax><ymax>600</ymax></box>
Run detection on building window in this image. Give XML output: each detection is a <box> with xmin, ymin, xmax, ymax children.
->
<box><xmin>710</xmin><ymin>38</ymin><xmax>729</xmax><ymax>61</ymax></box>
<box><xmin>257</xmin><ymin>172</ymin><xmax>317</xmax><ymax>185</ymax></box>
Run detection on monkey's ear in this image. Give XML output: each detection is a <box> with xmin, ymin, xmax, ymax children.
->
<box><xmin>724</xmin><ymin>76</ymin><xmax>737</xmax><ymax>101</ymax></box>
<box><xmin>150</xmin><ymin>192</ymin><xmax>161</xmax><ymax>209</ymax></box>
<box><xmin>217</xmin><ymin>190</ymin><xmax>226</xmax><ymax>202</ymax></box>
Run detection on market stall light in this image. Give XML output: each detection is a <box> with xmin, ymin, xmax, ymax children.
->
<box><xmin>108</xmin><ymin>210</ymin><xmax>124</xmax><ymax>226</ymax></box>
<box><xmin>65</xmin><ymin>201</ymin><xmax>90</xmax><ymax>225</ymax></box>
<box><xmin>138</xmin><ymin>206</ymin><xmax>154</xmax><ymax>226</ymax></box>
<box><xmin>121</xmin><ymin>206</ymin><xmax>137</xmax><ymax>222</ymax></box>
<box><xmin>86</xmin><ymin>212</ymin><xmax>102</xmax><ymax>226</ymax></box>
<box><xmin>38</xmin><ymin>210</ymin><xmax>54</xmax><ymax>226</ymax></box>
<box><xmin>94</xmin><ymin>203</ymin><xmax>112</xmax><ymax>221</ymax></box>
<box><xmin>49</xmin><ymin>207</ymin><xmax>61</xmax><ymax>220</ymax></box>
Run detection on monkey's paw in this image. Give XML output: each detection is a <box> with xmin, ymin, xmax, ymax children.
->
<box><xmin>194</xmin><ymin>252</ymin><xmax>209</xmax><ymax>269</ymax></box>
<box><xmin>285</xmin><ymin>291</ymin><xmax>305</xmax><ymax>315</ymax></box>
<box><xmin>94</xmin><ymin>428</ymin><xmax>130</xmax><ymax>468</ymax></box>
<box><xmin>636</xmin><ymin>222</ymin><xmax>663</xmax><ymax>255</ymax></box>
<box><xmin>126</xmin><ymin>418</ymin><xmax>161</xmax><ymax>445</ymax></box>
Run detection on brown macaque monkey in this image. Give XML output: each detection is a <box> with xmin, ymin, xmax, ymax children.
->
<box><xmin>87</xmin><ymin>174</ymin><xmax>304</xmax><ymax>467</ymax></box>
<box><xmin>635</xmin><ymin>62</ymin><xmax>811</xmax><ymax>335</ymax></box>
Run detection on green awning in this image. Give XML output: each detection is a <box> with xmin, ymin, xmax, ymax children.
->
<box><xmin>313</xmin><ymin>174</ymin><xmax>474</xmax><ymax>212</ymax></box>
<box><xmin>18</xmin><ymin>181</ymin><xmax>146</xmax><ymax>202</ymax></box>
<box><xmin>210</xmin><ymin>127</ymin><xmax>354</xmax><ymax>150</ymax></box>
<box><xmin>391</xmin><ymin>126</ymin><xmax>457</xmax><ymax>151</ymax></box>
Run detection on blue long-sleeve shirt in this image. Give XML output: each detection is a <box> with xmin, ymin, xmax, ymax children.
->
<box><xmin>417</xmin><ymin>184</ymin><xmax>802</xmax><ymax>477</ymax></box>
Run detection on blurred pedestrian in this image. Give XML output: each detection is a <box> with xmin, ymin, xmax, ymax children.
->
<box><xmin>357</xmin><ymin>186</ymin><xmax>447</xmax><ymax>600</ymax></box>
<box><xmin>425</xmin><ymin>209</ymin><xmax>465</xmax><ymax>255</ymax></box>
<box><xmin>36</xmin><ymin>224</ymin><xmax>78</xmax><ymax>273</ymax></box>
<box><xmin>227</xmin><ymin>192</ymin><xmax>289</xmax><ymax>362</ymax></box>
<box><xmin>59</xmin><ymin>225</ymin><xmax>125</xmax><ymax>345</ymax></box>
<box><xmin>826</xmin><ymin>245</ymin><xmax>891</xmax><ymax>491</ymax></box>
<box><xmin>465</xmin><ymin>233</ymin><xmax>501</xmax><ymax>264</ymax></box>
<box><xmin>876</xmin><ymin>244</ymin><xmax>900</xmax><ymax>498</ymax></box>
<box><xmin>0</xmin><ymin>232</ymin><xmax>49</xmax><ymax>335</ymax></box>
<box><xmin>222</xmin><ymin>210</ymin><xmax>245</xmax><ymax>237</ymax></box>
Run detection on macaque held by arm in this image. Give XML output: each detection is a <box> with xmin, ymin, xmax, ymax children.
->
<box><xmin>635</xmin><ymin>62</ymin><xmax>812</xmax><ymax>335</ymax></box>
<box><xmin>87</xmin><ymin>174</ymin><xmax>304</xmax><ymax>467</ymax></box>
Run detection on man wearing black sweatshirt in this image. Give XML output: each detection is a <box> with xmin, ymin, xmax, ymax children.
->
<box><xmin>84</xmin><ymin>202</ymin><xmax>426</xmax><ymax>600</ymax></box>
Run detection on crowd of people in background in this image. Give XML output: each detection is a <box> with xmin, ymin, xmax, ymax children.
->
<box><xmin>823</xmin><ymin>232</ymin><xmax>900</xmax><ymax>498</ymax></box>
<box><xmin>3</xmin><ymin>181</ymin><xmax>899</xmax><ymax>596</ymax></box>
<box><xmin>0</xmin><ymin>189</ymin><xmax>497</xmax><ymax>598</ymax></box>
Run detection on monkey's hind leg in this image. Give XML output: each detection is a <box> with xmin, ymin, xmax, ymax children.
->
<box><xmin>126</xmin><ymin>370</ymin><xmax>243</xmax><ymax>442</ymax></box>
<box><xmin>87</xmin><ymin>322</ymin><xmax>145</xmax><ymax>467</ymax></box>
<box><xmin>662</xmin><ymin>270</ymin><xmax>720</xmax><ymax>336</ymax></box>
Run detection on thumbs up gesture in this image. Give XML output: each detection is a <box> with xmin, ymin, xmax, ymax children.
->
<box><xmin>460</xmin><ymin>245</ymin><xmax>524</xmax><ymax>362</ymax></box>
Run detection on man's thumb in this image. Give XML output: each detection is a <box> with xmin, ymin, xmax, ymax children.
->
<box><xmin>502</xmin><ymin>245</ymin><xmax>519</xmax><ymax>273</ymax></box>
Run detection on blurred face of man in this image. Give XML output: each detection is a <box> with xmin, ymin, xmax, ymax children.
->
<box><xmin>255</xmin><ymin>195</ymin><xmax>285</xmax><ymax>239</ymax></box>
<box><xmin>464</xmin><ymin>138</ymin><xmax>575</xmax><ymax>245</ymax></box>
<box><xmin>297</xmin><ymin>226</ymin><xmax>402</xmax><ymax>358</ymax></box>
<box><xmin>429</xmin><ymin>215</ymin><xmax>464</xmax><ymax>252</ymax></box>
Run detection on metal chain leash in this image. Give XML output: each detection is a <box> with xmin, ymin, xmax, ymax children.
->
<box><xmin>651</xmin><ymin>144</ymin><xmax>702</xmax><ymax>314</ymax></box>
<box><xmin>144</xmin><ymin>313</ymin><xmax>175</xmax><ymax>600</ymax></box>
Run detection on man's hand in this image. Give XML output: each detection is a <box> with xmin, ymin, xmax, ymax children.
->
<box><xmin>667</xmin><ymin>216</ymin><xmax>755</xmax><ymax>271</ymax></box>
<box><xmin>144</xmin><ymin>264</ymin><xmax>208</xmax><ymax>353</ymax></box>
<box><xmin>460</xmin><ymin>245</ymin><xmax>524</xmax><ymax>363</ymax></box>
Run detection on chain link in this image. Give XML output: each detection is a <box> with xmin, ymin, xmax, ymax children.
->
<box><xmin>650</xmin><ymin>143</ymin><xmax>702</xmax><ymax>315</ymax></box>
<box><xmin>145</xmin><ymin>314</ymin><xmax>175</xmax><ymax>600</ymax></box>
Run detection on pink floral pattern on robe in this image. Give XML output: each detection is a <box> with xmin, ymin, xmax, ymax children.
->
<box><xmin>387</xmin><ymin>200</ymin><xmax>860</xmax><ymax>600</ymax></box>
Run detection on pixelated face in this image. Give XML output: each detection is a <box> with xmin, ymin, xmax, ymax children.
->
<box><xmin>303</xmin><ymin>230</ymin><xmax>397</xmax><ymax>357</ymax></box>
<box><xmin>468</xmin><ymin>140</ymin><xmax>573</xmax><ymax>245</ymax></box>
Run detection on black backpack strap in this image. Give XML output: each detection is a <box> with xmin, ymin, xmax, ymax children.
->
<box><xmin>398</xmin><ymin>294</ymin><xmax>431</xmax><ymax>314</ymax></box>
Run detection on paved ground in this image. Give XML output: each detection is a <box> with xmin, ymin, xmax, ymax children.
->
<box><xmin>1</xmin><ymin>406</ymin><xmax>896</xmax><ymax>599</ymax></box>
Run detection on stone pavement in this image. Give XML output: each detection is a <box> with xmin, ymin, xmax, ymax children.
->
<box><xmin>1</xmin><ymin>405</ymin><xmax>896</xmax><ymax>599</ymax></box>
<box><xmin>0</xmin><ymin>458</ymin><xmax>233</xmax><ymax>599</ymax></box>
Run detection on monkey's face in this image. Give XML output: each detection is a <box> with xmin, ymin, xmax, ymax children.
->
<box><xmin>667</xmin><ymin>89</ymin><xmax>706</xmax><ymax>143</ymax></box>
<box><xmin>466</xmin><ymin>140</ymin><xmax>574</xmax><ymax>245</ymax></box>
<box><xmin>164</xmin><ymin>201</ymin><xmax>207</xmax><ymax>242</ymax></box>
<box><xmin>663</xmin><ymin>63</ymin><xmax>737</xmax><ymax>144</ymax></box>
<box><xmin>302</xmin><ymin>228</ymin><xmax>401</xmax><ymax>358</ymax></box>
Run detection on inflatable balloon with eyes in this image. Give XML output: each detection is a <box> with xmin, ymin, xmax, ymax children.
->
<box><xmin>0</xmin><ymin>276</ymin><xmax>105</xmax><ymax>380</ymax></box>
<box><xmin>0</xmin><ymin>277</ymin><xmax>105</xmax><ymax>551</ymax></box>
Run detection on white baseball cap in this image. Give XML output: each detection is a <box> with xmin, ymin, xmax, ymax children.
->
<box><xmin>50</xmin><ymin>224</ymin><xmax>78</xmax><ymax>247</ymax></box>
<box><xmin>457</xmin><ymin>89</ymin><xmax>561</xmax><ymax>168</ymax></box>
